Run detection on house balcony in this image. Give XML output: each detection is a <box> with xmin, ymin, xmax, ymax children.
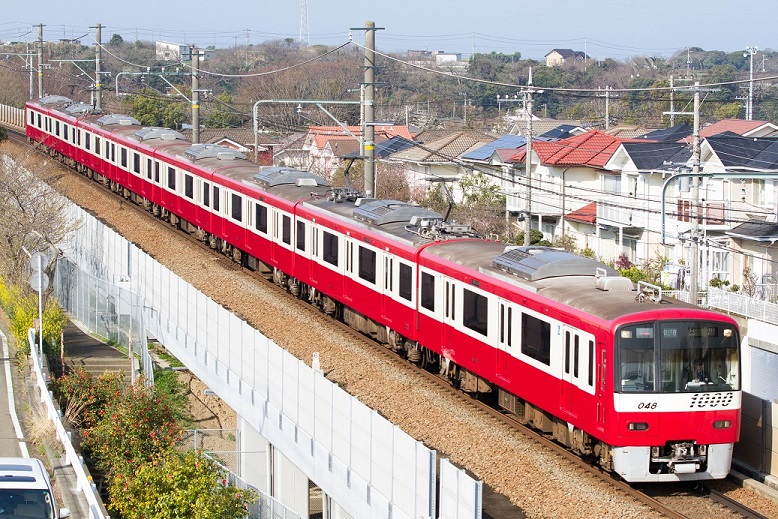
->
<box><xmin>505</xmin><ymin>187</ymin><xmax>563</xmax><ymax>216</ymax></box>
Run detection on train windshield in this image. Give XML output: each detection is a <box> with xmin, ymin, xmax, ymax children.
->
<box><xmin>616</xmin><ymin>320</ymin><xmax>739</xmax><ymax>393</ymax></box>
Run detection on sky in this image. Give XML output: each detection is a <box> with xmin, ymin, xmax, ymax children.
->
<box><xmin>2</xmin><ymin>1</ymin><xmax>776</xmax><ymax>61</ymax></box>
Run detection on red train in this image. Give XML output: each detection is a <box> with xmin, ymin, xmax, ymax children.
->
<box><xmin>25</xmin><ymin>96</ymin><xmax>742</xmax><ymax>482</ymax></box>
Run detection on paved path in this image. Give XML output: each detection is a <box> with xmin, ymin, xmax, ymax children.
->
<box><xmin>0</xmin><ymin>330</ymin><xmax>25</xmax><ymax>458</ymax></box>
<box><xmin>61</xmin><ymin>321</ymin><xmax>131</xmax><ymax>378</ymax></box>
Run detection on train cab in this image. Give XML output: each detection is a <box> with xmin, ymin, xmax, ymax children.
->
<box><xmin>612</xmin><ymin>317</ymin><xmax>740</xmax><ymax>481</ymax></box>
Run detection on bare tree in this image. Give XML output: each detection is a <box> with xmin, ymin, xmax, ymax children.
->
<box><xmin>0</xmin><ymin>145</ymin><xmax>77</xmax><ymax>287</ymax></box>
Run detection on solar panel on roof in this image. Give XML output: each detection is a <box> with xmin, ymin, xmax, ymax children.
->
<box><xmin>184</xmin><ymin>144</ymin><xmax>245</xmax><ymax>161</ymax></box>
<box><xmin>353</xmin><ymin>200</ymin><xmax>443</xmax><ymax>226</ymax></box>
<box><xmin>492</xmin><ymin>246</ymin><xmax>617</xmax><ymax>281</ymax></box>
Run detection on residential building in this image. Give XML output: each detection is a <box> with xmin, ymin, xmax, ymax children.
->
<box><xmin>545</xmin><ymin>49</ymin><xmax>588</xmax><ymax>67</ymax></box>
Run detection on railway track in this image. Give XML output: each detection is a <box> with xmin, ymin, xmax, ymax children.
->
<box><xmin>3</xmin><ymin>127</ymin><xmax>774</xmax><ymax>519</ymax></box>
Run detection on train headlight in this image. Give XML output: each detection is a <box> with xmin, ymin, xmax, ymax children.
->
<box><xmin>627</xmin><ymin>422</ymin><xmax>649</xmax><ymax>431</ymax></box>
<box><xmin>713</xmin><ymin>420</ymin><xmax>732</xmax><ymax>429</ymax></box>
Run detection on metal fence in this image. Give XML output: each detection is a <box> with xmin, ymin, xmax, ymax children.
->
<box><xmin>53</xmin><ymin>257</ymin><xmax>154</xmax><ymax>385</ymax></box>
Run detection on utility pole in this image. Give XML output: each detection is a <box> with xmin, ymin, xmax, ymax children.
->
<box><xmin>669</xmin><ymin>75</ymin><xmax>675</xmax><ymax>126</ymax></box>
<box><xmin>690</xmin><ymin>81</ymin><xmax>701</xmax><ymax>304</ymax></box>
<box><xmin>191</xmin><ymin>46</ymin><xmax>200</xmax><ymax>144</ymax></box>
<box><xmin>745</xmin><ymin>46</ymin><xmax>758</xmax><ymax>120</ymax></box>
<box><xmin>93</xmin><ymin>23</ymin><xmax>102</xmax><ymax>111</ymax></box>
<box><xmin>596</xmin><ymin>86</ymin><xmax>617</xmax><ymax>130</ymax></box>
<box><xmin>522</xmin><ymin>68</ymin><xmax>542</xmax><ymax>246</ymax></box>
<box><xmin>36</xmin><ymin>23</ymin><xmax>45</xmax><ymax>98</ymax></box>
<box><xmin>351</xmin><ymin>21</ymin><xmax>382</xmax><ymax>198</ymax></box>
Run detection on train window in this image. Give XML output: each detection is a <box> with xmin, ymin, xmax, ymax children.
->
<box><xmin>463</xmin><ymin>289</ymin><xmax>488</xmax><ymax>336</ymax></box>
<box><xmin>564</xmin><ymin>332</ymin><xmax>571</xmax><ymax>374</ymax></box>
<box><xmin>255</xmin><ymin>204</ymin><xmax>267</xmax><ymax>233</ymax></box>
<box><xmin>281</xmin><ymin>215</ymin><xmax>290</xmax><ymax>244</ymax></box>
<box><xmin>231</xmin><ymin>193</ymin><xmax>242</xmax><ymax>221</ymax></box>
<box><xmin>154</xmin><ymin>161</ymin><xmax>160</xmax><ymax>183</ymax></box>
<box><xmin>185</xmin><ymin>175</ymin><xmax>194</xmax><ymax>199</ymax></box>
<box><xmin>508</xmin><ymin>307</ymin><xmax>513</xmax><ymax>346</ymax></box>
<box><xmin>110</xmin><ymin>143</ymin><xmax>115</xmax><ymax>163</ymax></box>
<box><xmin>213</xmin><ymin>186</ymin><xmax>220</xmax><ymax>211</ymax></box>
<box><xmin>521</xmin><ymin>314</ymin><xmax>551</xmax><ymax>366</ymax></box>
<box><xmin>36</xmin><ymin>113</ymin><xmax>41</xmax><ymax>128</ymax></box>
<box><xmin>322</xmin><ymin>231</ymin><xmax>338</xmax><ymax>266</ymax></box>
<box><xmin>62</xmin><ymin>123</ymin><xmax>68</xmax><ymax>140</ymax></box>
<box><xmin>146</xmin><ymin>159</ymin><xmax>152</xmax><ymax>180</ymax></box>
<box><xmin>203</xmin><ymin>182</ymin><xmax>210</xmax><ymax>206</ymax></box>
<box><xmin>421</xmin><ymin>272</ymin><xmax>435</xmax><ymax>311</ymax></box>
<box><xmin>167</xmin><ymin>167</ymin><xmax>176</xmax><ymax>190</ymax></box>
<box><xmin>55</xmin><ymin>120</ymin><xmax>60</xmax><ymax>136</ymax></box>
<box><xmin>617</xmin><ymin>323</ymin><xmax>656</xmax><ymax>392</ymax></box>
<box><xmin>133</xmin><ymin>153</ymin><xmax>141</xmax><ymax>175</ymax></box>
<box><xmin>399</xmin><ymin>263</ymin><xmax>412</xmax><ymax>301</ymax></box>
<box><xmin>358</xmin><ymin>246</ymin><xmax>376</xmax><ymax>284</ymax></box>
<box><xmin>574</xmin><ymin>335</ymin><xmax>580</xmax><ymax>378</ymax></box>
<box><xmin>28</xmin><ymin>111</ymin><xmax>34</xmax><ymax>125</ymax></box>
<box><xmin>121</xmin><ymin>148</ymin><xmax>127</xmax><ymax>169</ymax></box>
<box><xmin>296</xmin><ymin>220</ymin><xmax>305</xmax><ymax>251</ymax></box>
<box><xmin>588</xmin><ymin>340</ymin><xmax>594</xmax><ymax>386</ymax></box>
<box><xmin>76</xmin><ymin>128</ymin><xmax>81</xmax><ymax>146</ymax></box>
<box><xmin>85</xmin><ymin>133</ymin><xmax>91</xmax><ymax>150</ymax></box>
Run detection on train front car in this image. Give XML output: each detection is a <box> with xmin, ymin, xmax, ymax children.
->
<box><xmin>612</xmin><ymin>312</ymin><xmax>740</xmax><ymax>482</ymax></box>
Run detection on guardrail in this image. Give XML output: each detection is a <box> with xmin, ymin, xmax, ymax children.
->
<box><xmin>27</xmin><ymin>328</ymin><xmax>110</xmax><ymax>519</ymax></box>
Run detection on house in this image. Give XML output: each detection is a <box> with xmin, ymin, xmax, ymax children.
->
<box><xmin>699</xmin><ymin>119</ymin><xmax>778</xmax><ymax>139</ymax></box>
<box><xmin>386</xmin><ymin>131</ymin><xmax>496</xmax><ymax>201</ymax></box>
<box><xmin>545</xmin><ymin>49</ymin><xmax>588</xmax><ymax>67</ymax></box>
<box><xmin>303</xmin><ymin>125</ymin><xmax>416</xmax><ymax>178</ymax></box>
<box><xmin>507</xmin><ymin>130</ymin><xmax>644</xmax><ymax>250</ymax></box>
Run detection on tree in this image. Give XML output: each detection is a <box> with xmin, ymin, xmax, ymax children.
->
<box><xmin>124</xmin><ymin>88</ymin><xmax>187</xmax><ymax>128</ymax></box>
<box><xmin>0</xmin><ymin>145</ymin><xmax>74</xmax><ymax>286</ymax></box>
<box><xmin>108</xmin><ymin>450</ymin><xmax>256</xmax><ymax>519</ymax></box>
<box><xmin>203</xmin><ymin>92</ymin><xmax>246</xmax><ymax>128</ymax></box>
<box><xmin>109</xmin><ymin>34</ymin><xmax>124</xmax><ymax>46</ymax></box>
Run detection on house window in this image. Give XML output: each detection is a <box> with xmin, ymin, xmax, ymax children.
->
<box><xmin>602</xmin><ymin>174</ymin><xmax>621</xmax><ymax>195</ymax></box>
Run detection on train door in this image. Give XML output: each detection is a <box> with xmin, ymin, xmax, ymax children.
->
<box><xmin>442</xmin><ymin>276</ymin><xmax>456</xmax><ymax>349</ymax></box>
<box><xmin>496</xmin><ymin>299</ymin><xmax>513</xmax><ymax>384</ymax></box>
<box><xmin>560</xmin><ymin>326</ymin><xmax>575</xmax><ymax>416</ymax></box>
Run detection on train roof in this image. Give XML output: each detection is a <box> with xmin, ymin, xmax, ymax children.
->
<box><xmin>424</xmin><ymin>242</ymin><xmax>706</xmax><ymax>322</ymax></box>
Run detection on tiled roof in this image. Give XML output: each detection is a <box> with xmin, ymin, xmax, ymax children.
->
<box><xmin>638</xmin><ymin>123</ymin><xmax>692</xmax><ymax>142</ymax></box>
<box><xmin>511</xmin><ymin>130</ymin><xmax>640</xmax><ymax>168</ymax></box>
<box><xmin>605</xmin><ymin>125</ymin><xmax>651</xmax><ymax>138</ymax></box>
<box><xmin>621</xmin><ymin>142</ymin><xmax>691</xmax><ymax>170</ymax></box>
<box><xmin>699</xmin><ymin>119</ymin><xmax>776</xmax><ymax>138</ymax></box>
<box><xmin>307</xmin><ymin>125</ymin><xmax>415</xmax><ymax>150</ymax></box>
<box><xmin>565</xmin><ymin>202</ymin><xmax>597</xmax><ymax>224</ymax></box>
<box><xmin>727</xmin><ymin>219</ymin><xmax>778</xmax><ymax>241</ymax></box>
<box><xmin>389</xmin><ymin>132</ymin><xmax>493</xmax><ymax>163</ymax></box>
<box><xmin>180</xmin><ymin>128</ymin><xmax>281</xmax><ymax>146</ymax></box>
<box><xmin>461</xmin><ymin>134</ymin><xmax>526</xmax><ymax>161</ymax></box>
<box><xmin>705</xmin><ymin>134</ymin><xmax>778</xmax><ymax>170</ymax></box>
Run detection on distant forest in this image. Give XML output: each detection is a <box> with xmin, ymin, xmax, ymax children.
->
<box><xmin>1</xmin><ymin>36</ymin><xmax>775</xmax><ymax>131</ymax></box>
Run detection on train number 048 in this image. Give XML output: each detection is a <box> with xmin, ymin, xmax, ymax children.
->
<box><xmin>637</xmin><ymin>402</ymin><xmax>657</xmax><ymax>410</ymax></box>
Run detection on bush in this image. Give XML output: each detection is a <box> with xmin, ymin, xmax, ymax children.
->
<box><xmin>109</xmin><ymin>450</ymin><xmax>257</xmax><ymax>519</ymax></box>
<box><xmin>52</xmin><ymin>367</ymin><xmax>124</xmax><ymax>429</ymax></box>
